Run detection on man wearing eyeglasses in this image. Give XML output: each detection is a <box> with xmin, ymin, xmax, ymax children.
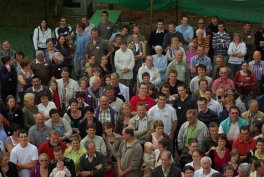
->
<box><xmin>219</xmin><ymin>105</ymin><xmax>248</xmax><ymax>142</ymax></box>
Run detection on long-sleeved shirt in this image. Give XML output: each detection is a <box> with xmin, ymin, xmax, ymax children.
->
<box><xmin>212</xmin><ymin>31</ymin><xmax>231</xmax><ymax>56</ymax></box>
<box><xmin>32</xmin><ymin>26</ymin><xmax>52</xmax><ymax>50</ymax></box>
<box><xmin>227</xmin><ymin>41</ymin><xmax>247</xmax><ymax>64</ymax></box>
<box><xmin>75</xmin><ymin>32</ymin><xmax>90</xmax><ymax>60</ymax></box>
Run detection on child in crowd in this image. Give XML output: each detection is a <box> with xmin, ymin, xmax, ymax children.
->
<box><xmin>223</xmin><ymin>164</ymin><xmax>234</xmax><ymax>177</ymax></box>
<box><xmin>142</xmin><ymin>142</ymin><xmax>156</xmax><ymax>173</ymax></box>
<box><xmin>103</xmin><ymin>159</ymin><xmax>116</xmax><ymax>177</ymax></box>
<box><xmin>49</xmin><ymin>80</ymin><xmax>61</xmax><ymax>113</ymax></box>
<box><xmin>49</xmin><ymin>161</ymin><xmax>71</xmax><ymax>177</ymax></box>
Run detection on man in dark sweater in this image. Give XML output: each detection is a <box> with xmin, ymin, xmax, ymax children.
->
<box><xmin>30</xmin><ymin>50</ymin><xmax>52</xmax><ymax>86</ymax></box>
<box><xmin>197</xmin><ymin>97</ymin><xmax>219</xmax><ymax>127</ymax></box>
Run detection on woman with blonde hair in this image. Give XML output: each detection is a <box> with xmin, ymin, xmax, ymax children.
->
<box><xmin>0</xmin><ymin>151</ymin><xmax>19</xmax><ymax>177</ymax></box>
<box><xmin>114</xmin><ymin>103</ymin><xmax>133</xmax><ymax>134</ymax></box>
<box><xmin>22</xmin><ymin>93</ymin><xmax>38</xmax><ymax>130</ymax></box>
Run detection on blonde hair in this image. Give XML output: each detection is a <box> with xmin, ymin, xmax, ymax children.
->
<box><xmin>23</xmin><ymin>93</ymin><xmax>35</xmax><ymax>105</ymax></box>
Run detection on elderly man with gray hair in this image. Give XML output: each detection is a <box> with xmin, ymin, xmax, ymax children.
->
<box><xmin>194</xmin><ymin>156</ymin><xmax>217</xmax><ymax>177</ymax></box>
<box><xmin>86</xmin><ymin>75</ymin><xmax>103</xmax><ymax>109</ymax></box>
<box><xmin>237</xmin><ymin>163</ymin><xmax>251</xmax><ymax>177</ymax></box>
<box><xmin>30</xmin><ymin>50</ymin><xmax>52</xmax><ymax>86</ymax></box>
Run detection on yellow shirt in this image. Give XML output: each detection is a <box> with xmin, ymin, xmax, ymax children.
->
<box><xmin>64</xmin><ymin>146</ymin><xmax>86</xmax><ymax>172</ymax></box>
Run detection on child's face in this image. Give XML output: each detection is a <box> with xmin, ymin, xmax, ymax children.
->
<box><xmin>80</xmin><ymin>81</ymin><xmax>87</xmax><ymax>89</ymax></box>
<box><xmin>142</xmin><ymin>76</ymin><xmax>150</xmax><ymax>83</ymax></box>
<box><xmin>189</xmin><ymin>45</ymin><xmax>195</xmax><ymax>52</ymax></box>
<box><xmin>57</xmin><ymin>162</ymin><xmax>64</xmax><ymax>170</ymax></box>
<box><xmin>224</xmin><ymin>170</ymin><xmax>234</xmax><ymax>177</ymax></box>
<box><xmin>105</xmin><ymin>77</ymin><xmax>111</xmax><ymax>85</ymax></box>
<box><xmin>145</xmin><ymin>145</ymin><xmax>153</xmax><ymax>153</ymax></box>
<box><xmin>188</xmin><ymin>143</ymin><xmax>198</xmax><ymax>153</ymax></box>
<box><xmin>231</xmin><ymin>155</ymin><xmax>239</xmax><ymax>163</ymax></box>
<box><xmin>49</xmin><ymin>83</ymin><xmax>57</xmax><ymax>91</ymax></box>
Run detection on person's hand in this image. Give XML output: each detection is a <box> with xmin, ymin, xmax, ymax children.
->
<box><xmin>210</xmin><ymin>146</ymin><xmax>216</xmax><ymax>151</ymax></box>
<box><xmin>143</xmin><ymin>127</ymin><xmax>149</xmax><ymax>134</ymax></box>
<box><xmin>118</xmin><ymin>169</ymin><xmax>123</xmax><ymax>177</ymax></box>
<box><xmin>95</xmin><ymin>164</ymin><xmax>102</xmax><ymax>169</ymax></box>
<box><xmin>79</xmin><ymin>171</ymin><xmax>90</xmax><ymax>177</ymax></box>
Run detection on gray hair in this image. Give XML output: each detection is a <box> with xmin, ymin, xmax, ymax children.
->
<box><xmin>201</xmin><ymin>156</ymin><xmax>212</xmax><ymax>165</ymax></box>
<box><xmin>239</xmin><ymin>163</ymin><xmax>250</xmax><ymax>176</ymax></box>
<box><xmin>154</xmin><ymin>45</ymin><xmax>163</xmax><ymax>51</ymax></box>
<box><xmin>89</xmin><ymin>76</ymin><xmax>99</xmax><ymax>87</ymax></box>
<box><xmin>36</xmin><ymin>50</ymin><xmax>44</xmax><ymax>58</ymax></box>
<box><xmin>161</xmin><ymin>150</ymin><xmax>172</xmax><ymax>161</ymax></box>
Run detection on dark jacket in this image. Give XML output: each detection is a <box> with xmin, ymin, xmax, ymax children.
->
<box><xmin>0</xmin><ymin>161</ymin><xmax>19</xmax><ymax>177</ymax></box>
<box><xmin>151</xmin><ymin>165</ymin><xmax>181</xmax><ymax>177</ymax></box>
<box><xmin>1</xmin><ymin>106</ymin><xmax>24</xmax><ymax>128</ymax></box>
<box><xmin>79</xmin><ymin>118</ymin><xmax>103</xmax><ymax>139</ymax></box>
<box><xmin>0</xmin><ymin>64</ymin><xmax>17</xmax><ymax>100</ymax></box>
<box><xmin>48</xmin><ymin>157</ymin><xmax>75</xmax><ymax>177</ymax></box>
<box><xmin>95</xmin><ymin>106</ymin><xmax>117</xmax><ymax>126</ymax></box>
<box><xmin>198</xmin><ymin>108</ymin><xmax>219</xmax><ymax>127</ymax></box>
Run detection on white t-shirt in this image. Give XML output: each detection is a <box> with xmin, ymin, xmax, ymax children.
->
<box><xmin>10</xmin><ymin>143</ymin><xmax>38</xmax><ymax>177</ymax></box>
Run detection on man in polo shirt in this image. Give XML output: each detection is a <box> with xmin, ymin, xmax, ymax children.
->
<box><xmin>148</xmin><ymin>93</ymin><xmax>177</xmax><ymax>139</ymax></box>
<box><xmin>177</xmin><ymin>109</ymin><xmax>209</xmax><ymax>151</ymax></box>
<box><xmin>219</xmin><ymin>105</ymin><xmax>249</xmax><ymax>142</ymax></box>
<box><xmin>128</xmin><ymin>102</ymin><xmax>154</xmax><ymax>139</ymax></box>
<box><xmin>212</xmin><ymin>66</ymin><xmax>235</xmax><ymax>94</ymax></box>
<box><xmin>28</xmin><ymin>112</ymin><xmax>52</xmax><ymax>147</ymax></box>
<box><xmin>130</xmin><ymin>82</ymin><xmax>155</xmax><ymax>115</ymax></box>
<box><xmin>38</xmin><ymin>130</ymin><xmax>67</xmax><ymax>160</ymax></box>
<box><xmin>232</xmin><ymin>125</ymin><xmax>256</xmax><ymax>162</ymax></box>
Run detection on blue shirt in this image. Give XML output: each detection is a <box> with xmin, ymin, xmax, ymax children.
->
<box><xmin>176</xmin><ymin>25</ymin><xmax>194</xmax><ymax>41</ymax></box>
<box><xmin>75</xmin><ymin>32</ymin><xmax>90</xmax><ymax>60</ymax></box>
<box><xmin>190</xmin><ymin>55</ymin><xmax>212</xmax><ymax>70</ymax></box>
<box><xmin>0</xmin><ymin>125</ymin><xmax>7</xmax><ymax>146</ymax></box>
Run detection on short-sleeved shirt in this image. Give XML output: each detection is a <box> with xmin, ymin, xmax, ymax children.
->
<box><xmin>232</xmin><ymin>137</ymin><xmax>256</xmax><ymax>156</ymax></box>
<box><xmin>190</xmin><ymin>55</ymin><xmax>212</xmax><ymax>70</ymax></box>
<box><xmin>130</xmin><ymin>95</ymin><xmax>155</xmax><ymax>112</ymax></box>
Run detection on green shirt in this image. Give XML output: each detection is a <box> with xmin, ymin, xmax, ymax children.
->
<box><xmin>184</xmin><ymin>123</ymin><xmax>197</xmax><ymax>147</ymax></box>
<box><xmin>64</xmin><ymin>146</ymin><xmax>86</xmax><ymax>172</ymax></box>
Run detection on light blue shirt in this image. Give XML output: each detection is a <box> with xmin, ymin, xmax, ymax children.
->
<box><xmin>152</xmin><ymin>54</ymin><xmax>168</xmax><ymax>83</ymax></box>
<box><xmin>190</xmin><ymin>55</ymin><xmax>212</xmax><ymax>70</ymax></box>
<box><xmin>75</xmin><ymin>32</ymin><xmax>90</xmax><ymax>60</ymax></box>
<box><xmin>176</xmin><ymin>25</ymin><xmax>194</xmax><ymax>41</ymax></box>
<box><xmin>0</xmin><ymin>125</ymin><xmax>7</xmax><ymax>149</ymax></box>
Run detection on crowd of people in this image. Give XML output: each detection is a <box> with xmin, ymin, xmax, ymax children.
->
<box><xmin>1</xmin><ymin>10</ymin><xmax>264</xmax><ymax>177</ymax></box>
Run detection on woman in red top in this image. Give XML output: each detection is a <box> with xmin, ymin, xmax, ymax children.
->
<box><xmin>208</xmin><ymin>134</ymin><xmax>230</xmax><ymax>172</ymax></box>
<box><xmin>235</xmin><ymin>61</ymin><xmax>257</xmax><ymax>103</ymax></box>
<box><xmin>49</xmin><ymin>80</ymin><xmax>61</xmax><ymax>114</ymax></box>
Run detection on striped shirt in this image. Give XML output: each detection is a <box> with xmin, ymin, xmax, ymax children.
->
<box><xmin>212</xmin><ymin>31</ymin><xmax>231</xmax><ymax>56</ymax></box>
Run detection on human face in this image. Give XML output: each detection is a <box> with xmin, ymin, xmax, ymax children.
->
<box><xmin>231</xmin><ymin>155</ymin><xmax>239</xmax><ymax>163</ymax></box>
<box><xmin>209</xmin><ymin>127</ymin><xmax>219</xmax><ymax>138</ymax></box>
<box><xmin>46</xmin><ymin>41</ymin><xmax>54</xmax><ymax>50</ymax></box>
<box><xmin>51</xmin><ymin>113</ymin><xmax>60</xmax><ymax>123</ymax></box>
<box><xmin>133</xmin><ymin>34</ymin><xmax>139</xmax><ymax>42</ymax></box>
<box><xmin>219</xmin><ymin>68</ymin><xmax>228</xmax><ymax>79</ymax></box>
<box><xmin>105</xmin><ymin>77</ymin><xmax>111</xmax><ymax>85</ymax></box>
<box><xmin>137</xmin><ymin>105</ymin><xmax>146</xmax><ymax>118</ymax></box>
<box><xmin>122</xmin><ymin>106</ymin><xmax>131</xmax><ymax>115</ymax></box>
<box><xmin>70</xmin><ymin>102</ymin><xmax>78</xmax><ymax>112</ymax></box>
<box><xmin>241</xmin><ymin>63</ymin><xmax>249</xmax><ymax>72</ymax></box>
<box><xmin>157</xmin><ymin>96</ymin><xmax>166</xmax><ymax>108</ymax></box>
<box><xmin>19</xmin><ymin>133</ymin><xmax>28</xmax><ymax>146</ymax></box>
<box><xmin>104</xmin><ymin>126</ymin><xmax>113</xmax><ymax>136</ymax></box>
<box><xmin>240</xmin><ymin>129</ymin><xmax>250</xmax><ymax>141</ymax></box>
<box><xmin>40</xmin><ymin>96</ymin><xmax>48</xmax><ymax>105</ymax></box>
<box><xmin>171</xmin><ymin>41</ymin><xmax>179</xmax><ymax>49</ymax></box>
<box><xmin>218</xmin><ymin>139</ymin><xmax>226</xmax><ymax>148</ymax></box>
<box><xmin>243</xmin><ymin>23</ymin><xmax>251</xmax><ymax>32</ymax></box>
<box><xmin>50</xmin><ymin>134</ymin><xmax>60</xmax><ymax>146</ymax></box>
<box><xmin>161</xmin><ymin>154</ymin><xmax>170</xmax><ymax>169</ymax></box>
<box><xmin>168</xmin><ymin>24</ymin><xmax>175</xmax><ymax>33</ymax></box>
<box><xmin>192</xmin><ymin>151</ymin><xmax>201</xmax><ymax>163</ymax></box>
<box><xmin>224</xmin><ymin>170</ymin><xmax>234</xmax><ymax>177</ymax></box>
<box><xmin>27</xmin><ymin>97</ymin><xmax>35</xmax><ymax>107</ymax></box>
<box><xmin>93</xmin><ymin>78</ymin><xmax>101</xmax><ymax>89</ymax></box>
<box><xmin>58</xmin><ymin>36</ymin><xmax>66</xmax><ymax>45</ymax></box>
<box><xmin>155</xmin><ymin>126</ymin><xmax>164</xmax><ymax>135</ymax></box>
<box><xmin>197</xmin><ymin>100</ymin><xmax>207</xmax><ymax>112</ymax></box>
<box><xmin>120</xmin><ymin>43</ymin><xmax>126</xmax><ymax>50</ymax></box>
<box><xmin>199</xmin><ymin>81</ymin><xmax>208</xmax><ymax>91</ymax></box>
<box><xmin>85</xmin><ymin>111</ymin><xmax>94</xmax><ymax>121</ymax></box>
<box><xmin>157</xmin><ymin>22</ymin><xmax>164</xmax><ymax>30</ymax></box>
<box><xmin>49</xmin><ymin>82</ymin><xmax>57</xmax><ymax>91</ymax></box>
<box><xmin>169</xmin><ymin>73</ymin><xmax>177</xmax><ymax>83</ymax></box>
<box><xmin>87</xmin><ymin>128</ymin><xmax>96</xmax><ymax>138</ymax></box>
<box><xmin>1</xmin><ymin>155</ymin><xmax>9</xmax><ymax>166</ymax></box>
<box><xmin>233</xmin><ymin>34</ymin><xmax>240</xmax><ymax>43</ymax></box>
<box><xmin>139</xmin><ymin>85</ymin><xmax>148</xmax><ymax>96</ymax></box>
<box><xmin>2</xmin><ymin>41</ymin><xmax>10</xmax><ymax>51</ymax></box>
<box><xmin>215</xmin><ymin>57</ymin><xmax>224</xmax><ymax>67</ymax></box>
<box><xmin>71</xmin><ymin>140</ymin><xmax>80</xmax><ymax>151</ymax></box>
<box><xmin>146</xmin><ymin>57</ymin><xmax>153</xmax><ymax>68</ymax></box>
<box><xmin>105</xmin><ymin>90</ymin><xmax>115</xmax><ymax>101</ymax></box>
<box><xmin>176</xmin><ymin>51</ymin><xmax>183</xmax><ymax>62</ymax></box>
<box><xmin>186</xmin><ymin>113</ymin><xmax>197</xmax><ymax>125</ymax></box>
<box><xmin>7</xmin><ymin>97</ymin><xmax>16</xmax><ymax>108</ymax></box>
<box><xmin>256</xmin><ymin>141</ymin><xmax>264</xmax><ymax>152</ymax></box>
<box><xmin>61</xmin><ymin>70</ymin><xmax>70</xmax><ymax>80</ymax></box>
<box><xmin>54</xmin><ymin>151</ymin><xmax>64</xmax><ymax>161</ymax></box>
<box><xmin>177</xmin><ymin>86</ymin><xmax>186</xmax><ymax>97</ymax></box>
<box><xmin>197</xmin><ymin>47</ymin><xmax>205</xmax><ymax>57</ymax></box>
<box><xmin>39</xmin><ymin>155</ymin><xmax>49</xmax><ymax>167</ymax></box>
<box><xmin>121</xmin><ymin>28</ymin><xmax>129</xmax><ymax>36</ymax></box>
<box><xmin>59</xmin><ymin>18</ymin><xmax>66</xmax><ymax>27</ymax></box>
<box><xmin>32</xmin><ymin>78</ymin><xmax>41</xmax><ymax>89</ymax></box>
<box><xmin>229</xmin><ymin>109</ymin><xmax>239</xmax><ymax>122</ymax></box>
<box><xmin>88</xmin><ymin>56</ymin><xmax>96</xmax><ymax>65</ymax></box>
<box><xmin>205</xmin><ymin>91</ymin><xmax>212</xmax><ymax>101</ymax></box>
<box><xmin>201</xmin><ymin>158</ymin><xmax>211</xmax><ymax>171</ymax></box>
<box><xmin>198</xmin><ymin>19</ymin><xmax>205</xmax><ymax>29</ymax></box>
<box><xmin>184</xmin><ymin>170</ymin><xmax>194</xmax><ymax>177</ymax></box>
<box><xmin>87</xmin><ymin>143</ymin><xmax>96</xmax><ymax>157</ymax></box>
<box><xmin>35</xmin><ymin>114</ymin><xmax>45</xmax><ymax>126</ymax></box>
<box><xmin>250</xmin><ymin>102</ymin><xmax>259</xmax><ymax>112</ymax></box>
<box><xmin>99</xmin><ymin>96</ymin><xmax>109</xmax><ymax>110</ymax></box>
<box><xmin>161</xmin><ymin>87</ymin><xmax>169</xmax><ymax>96</ymax></box>
<box><xmin>40</xmin><ymin>20</ymin><xmax>47</xmax><ymax>28</ymax></box>
<box><xmin>101</xmin><ymin>13</ymin><xmax>108</xmax><ymax>21</ymax></box>
<box><xmin>218</xmin><ymin>24</ymin><xmax>225</xmax><ymax>33</ymax></box>
<box><xmin>253</xmin><ymin>51</ymin><xmax>262</xmax><ymax>63</ymax></box>
<box><xmin>188</xmin><ymin>143</ymin><xmax>198</xmax><ymax>153</ymax></box>
<box><xmin>91</xmin><ymin>31</ymin><xmax>99</xmax><ymax>40</ymax></box>
<box><xmin>80</xmin><ymin>80</ymin><xmax>87</xmax><ymax>89</ymax></box>
<box><xmin>181</xmin><ymin>17</ymin><xmax>188</xmax><ymax>27</ymax></box>
<box><xmin>197</xmin><ymin>67</ymin><xmax>205</xmax><ymax>76</ymax></box>
<box><xmin>101</xmin><ymin>56</ymin><xmax>108</xmax><ymax>65</ymax></box>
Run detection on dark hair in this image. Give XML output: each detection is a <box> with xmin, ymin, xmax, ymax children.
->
<box><xmin>241</xmin><ymin>61</ymin><xmax>252</xmax><ymax>76</ymax></box>
<box><xmin>124</xmin><ymin>127</ymin><xmax>134</xmax><ymax>136</ymax></box>
<box><xmin>198</xmin><ymin>78</ymin><xmax>208</xmax><ymax>86</ymax></box>
<box><xmin>10</xmin><ymin>123</ymin><xmax>20</xmax><ymax>134</ymax></box>
<box><xmin>211</xmin><ymin>172</ymin><xmax>224</xmax><ymax>177</ymax></box>
<box><xmin>157</xmin><ymin>18</ymin><xmax>164</xmax><ymax>23</ymax></box>
<box><xmin>1</xmin><ymin>56</ymin><xmax>11</xmax><ymax>64</ymax></box>
<box><xmin>104</xmin><ymin>84</ymin><xmax>115</xmax><ymax>93</ymax></box>
<box><xmin>224</xmin><ymin>164</ymin><xmax>234</xmax><ymax>172</ymax></box>
<box><xmin>183</xmin><ymin>165</ymin><xmax>195</xmax><ymax>173</ymax></box>
<box><xmin>209</xmin><ymin>122</ymin><xmax>219</xmax><ymax>128</ymax></box>
<box><xmin>188</xmin><ymin>138</ymin><xmax>198</xmax><ymax>145</ymax></box>
<box><xmin>157</xmin><ymin>92</ymin><xmax>167</xmax><ymax>99</ymax></box>
<box><xmin>196</xmin><ymin>64</ymin><xmax>207</xmax><ymax>72</ymax></box>
<box><xmin>69</xmin><ymin>98</ymin><xmax>78</xmax><ymax>106</ymax></box>
<box><xmin>198</xmin><ymin>97</ymin><xmax>207</xmax><ymax>103</ymax></box>
<box><xmin>256</xmin><ymin>137</ymin><xmax>264</xmax><ymax>144</ymax></box>
<box><xmin>158</xmin><ymin>138</ymin><xmax>170</xmax><ymax>149</ymax></box>
<box><xmin>40</xmin><ymin>18</ymin><xmax>48</xmax><ymax>30</ymax></box>
<box><xmin>49</xmin><ymin>108</ymin><xmax>59</xmax><ymax>117</ymax></box>
<box><xmin>46</xmin><ymin>38</ymin><xmax>53</xmax><ymax>45</ymax></box>
<box><xmin>229</xmin><ymin>105</ymin><xmax>240</xmax><ymax>113</ymax></box>
<box><xmin>18</xmin><ymin>129</ymin><xmax>28</xmax><ymax>137</ymax></box>
<box><xmin>86</xmin><ymin>123</ymin><xmax>96</xmax><ymax>130</ymax></box>
<box><xmin>83</xmin><ymin>106</ymin><xmax>94</xmax><ymax>114</ymax></box>
<box><xmin>60</xmin><ymin>67</ymin><xmax>70</xmax><ymax>73</ymax></box>
<box><xmin>240</xmin><ymin>125</ymin><xmax>250</xmax><ymax>132</ymax></box>
<box><xmin>142</xmin><ymin>72</ymin><xmax>150</xmax><ymax>79</ymax></box>
<box><xmin>75</xmin><ymin>91</ymin><xmax>85</xmax><ymax>98</ymax></box>
<box><xmin>102</xmin><ymin>10</ymin><xmax>109</xmax><ymax>16</ymax></box>
<box><xmin>216</xmin><ymin>133</ymin><xmax>227</xmax><ymax>142</ymax></box>
<box><xmin>54</xmin><ymin>145</ymin><xmax>63</xmax><ymax>153</ymax></box>
<box><xmin>15</xmin><ymin>50</ymin><xmax>25</xmax><ymax>59</ymax></box>
<box><xmin>20</xmin><ymin>59</ymin><xmax>29</xmax><ymax>69</ymax></box>
<box><xmin>91</xmin><ymin>28</ymin><xmax>99</xmax><ymax>33</ymax></box>
<box><xmin>254</xmin><ymin>159</ymin><xmax>264</xmax><ymax>170</ymax></box>
<box><xmin>122</xmin><ymin>25</ymin><xmax>130</xmax><ymax>32</ymax></box>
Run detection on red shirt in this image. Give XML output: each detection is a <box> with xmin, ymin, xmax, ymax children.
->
<box><xmin>130</xmin><ymin>95</ymin><xmax>155</xmax><ymax>112</ymax></box>
<box><xmin>232</xmin><ymin>137</ymin><xmax>256</xmax><ymax>156</ymax></box>
<box><xmin>38</xmin><ymin>141</ymin><xmax>67</xmax><ymax>160</ymax></box>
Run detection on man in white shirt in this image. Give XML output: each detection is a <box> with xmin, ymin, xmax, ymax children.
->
<box><xmin>194</xmin><ymin>156</ymin><xmax>217</xmax><ymax>177</ymax></box>
<box><xmin>148</xmin><ymin>93</ymin><xmax>177</xmax><ymax>139</ymax></box>
<box><xmin>10</xmin><ymin>129</ymin><xmax>38</xmax><ymax>177</ymax></box>
<box><xmin>205</xmin><ymin>89</ymin><xmax>223</xmax><ymax>115</ymax></box>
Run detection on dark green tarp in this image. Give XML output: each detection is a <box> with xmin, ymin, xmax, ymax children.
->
<box><xmin>97</xmin><ymin>0</ymin><xmax>264</xmax><ymax>23</ymax></box>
